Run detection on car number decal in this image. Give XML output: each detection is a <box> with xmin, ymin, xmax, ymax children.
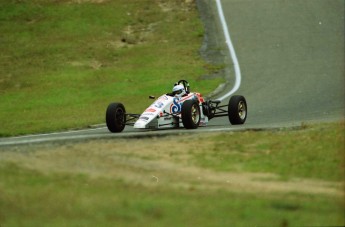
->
<box><xmin>170</xmin><ymin>98</ymin><xmax>181</xmax><ymax>113</ymax></box>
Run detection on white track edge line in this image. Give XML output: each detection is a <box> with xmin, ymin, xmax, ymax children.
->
<box><xmin>215</xmin><ymin>0</ymin><xmax>241</xmax><ymax>102</ymax></box>
<box><xmin>1</xmin><ymin>127</ymin><xmax>108</xmax><ymax>140</ymax></box>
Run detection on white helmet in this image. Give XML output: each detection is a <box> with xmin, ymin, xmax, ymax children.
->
<box><xmin>172</xmin><ymin>84</ymin><xmax>186</xmax><ymax>98</ymax></box>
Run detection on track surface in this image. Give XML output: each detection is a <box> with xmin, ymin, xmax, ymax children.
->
<box><xmin>223</xmin><ymin>0</ymin><xmax>344</xmax><ymax>125</ymax></box>
<box><xmin>1</xmin><ymin>0</ymin><xmax>344</xmax><ymax>146</ymax></box>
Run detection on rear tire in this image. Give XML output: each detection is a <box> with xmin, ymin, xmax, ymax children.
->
<box><xmin>228</xmin><ymin>96</ymin><xmax>247</xmax><ymax>125</ymax></box>
<box><xmin>181</xmin><ymin>100</ymin><xmax>200</xmax><ymax>129</ymax></box>
<box><xmin>106</xmin><ymin>103</ymin><xmax>126</xmax><ymax>132</ymax></box>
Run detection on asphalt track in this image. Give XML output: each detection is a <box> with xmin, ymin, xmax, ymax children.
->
<box><xmin>0</xmin><ymin>0</ymin><xmax>344</xmax><ymax>146</ymax></box>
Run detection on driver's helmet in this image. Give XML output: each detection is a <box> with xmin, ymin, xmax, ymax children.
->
<box><xmin>172</xmin><ymin>84</ymin><xmax>186</xmax><ymax>98</ymax></box>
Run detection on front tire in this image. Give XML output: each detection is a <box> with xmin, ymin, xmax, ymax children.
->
<box><xmin>106</xmin><ymin>103</ymin><xmax>126</xmax><ymax>132</ymax></box>
<box><xmin>181</xmin><ymin>100</ymin><xmax>200</xmax><ymax>129</ymax></box>
<box><xmin>228</xmin><ymin>95</ymin><xmax>247</xmax><ymax>125</ymax></box>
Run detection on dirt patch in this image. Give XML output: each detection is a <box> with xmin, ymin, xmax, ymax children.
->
<box><xmin>1</xmin><ymin>136</ymin><xmax>343</xmax><ymax>197</ymax></box>
<box><xmin>119</xmin><ymin>23</ymin><xmax>157</xmax><ymax>46</ymax></box>
<box><xmin>159</xmin><ymin>0</ymin><xmax>195</xmax><ymax>12</ymax></box>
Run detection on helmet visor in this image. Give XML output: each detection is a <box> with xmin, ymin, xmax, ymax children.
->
<box><xmin>175</xmin><ymin>89</ymin><xmax>183</xmax><ymax>94</ymax></box>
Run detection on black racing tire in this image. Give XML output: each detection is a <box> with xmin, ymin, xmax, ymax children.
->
<box><xmin>181</xmin><ymin>100</ymin><xmax>200</xmax><ymax>129</ymax></box>
<box><xmin>106</xmin><ymin>103</ymin><xmax>126</xmax><ymax>133</ymax></box>
<box><xmin>228</xmin><ymin>95</ymin><xmax>247</xmax><ymax>125</ymax></box>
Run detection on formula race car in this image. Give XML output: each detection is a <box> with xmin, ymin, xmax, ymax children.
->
<box><xmin>106</xmin><ymin>80</ymin><xmax>247</xmax><ymax>132</ymax></box>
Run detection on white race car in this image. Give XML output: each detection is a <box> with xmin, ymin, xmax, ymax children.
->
<box><xmin>106</xmin><ymin>80</ymin><xmax>247</xmax><ymax>132</ymax></box>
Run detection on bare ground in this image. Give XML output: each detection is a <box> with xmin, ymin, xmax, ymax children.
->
<box><xmin>0</xmin><ymin>134</ymin><xmax>343</xmax><ymax>197</ymax></box>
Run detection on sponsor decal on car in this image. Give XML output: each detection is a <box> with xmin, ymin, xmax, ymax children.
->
<box><xmin>154</xmin><ymin>102</ymin><xmax>164</xmax><ymax>108</ymax></box>
<box><xmin>170</xmin><ymin>97</ymin><xmax>182</xmax><ymax>114</ymax></box>
<box><xmin>169</xmin><ymin>94</ymin><xmax>197</xmax><ymax>114</ymax></box>
<box><xmin>139</xmin><ymin>116</ymin><xmax>149</xmax><ymax>121</ymax></box>
<box><xmin>145</xmin><ymin>108</ymin><xmax>157</xmax><ymax>113</ymax></box>
<box><xmin>142</xmin><ymin>112</ymin><xmax>155</xmax><ymax>116</ymax></box>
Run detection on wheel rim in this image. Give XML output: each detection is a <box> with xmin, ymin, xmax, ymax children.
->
<box><xmin>238</xmin><ymin>101</ymin><xmax>247</xmax><ymax>120</ymax></box>
<box><xmin>115</xmin><ymin>108</ymin><xmax>125</xmax><ymax>126</ymax></box>
<box><xmin>191</xmin><ymin>104</ymin><xmax>200</xmax><ymax>124</ymax></box>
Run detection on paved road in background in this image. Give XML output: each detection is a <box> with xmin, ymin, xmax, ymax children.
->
<box><xmin>1</xmin><ymin>0</ymin><xmax>344</xmax><ymax>146</ymax></box>
<box><xmin>221</xmin><ymin>0</ymin><xmax>344</xmax><ymax>125</ymax></box>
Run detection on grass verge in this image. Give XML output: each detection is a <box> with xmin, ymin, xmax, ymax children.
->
<box><xmin>0</xmin><ymin>122</ymin><xmax>344</xmax><ymax>226</ymax></box>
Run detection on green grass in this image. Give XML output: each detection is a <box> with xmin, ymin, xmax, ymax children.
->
<box><xmin>0</xmin><ymin>163</ymin><xmax>342</xmax><ymax>227</ymax></box>
<box><xmin>0</xmin><ymin>162</ymin><xmax>342</xmax><ymax>226</ymax></box>
<box><xmin>0</xmin><ymin>122</ymin><xmax>344</xmax><ymax>226</ymax></box>
<box><xmin>192</xmin><ymin>122</ymin><xmax>345</xmax><ymax>181</ymax></box>
<box><xmin>0</xmin><ymin>0</ymin><xmax>223</xmax><ymax>136</ymax></box>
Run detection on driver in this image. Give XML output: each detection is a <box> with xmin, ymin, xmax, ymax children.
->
<box><xmin>172</xmin><ymin>84</ymin><xmax>186</xmax><ymax>98</ymax></box>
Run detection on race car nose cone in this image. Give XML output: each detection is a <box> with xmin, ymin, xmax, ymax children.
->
<box><xmin>134</xmin><ymin>121</ymin><xmax>147</xmax><ymax>129</ymax></box>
